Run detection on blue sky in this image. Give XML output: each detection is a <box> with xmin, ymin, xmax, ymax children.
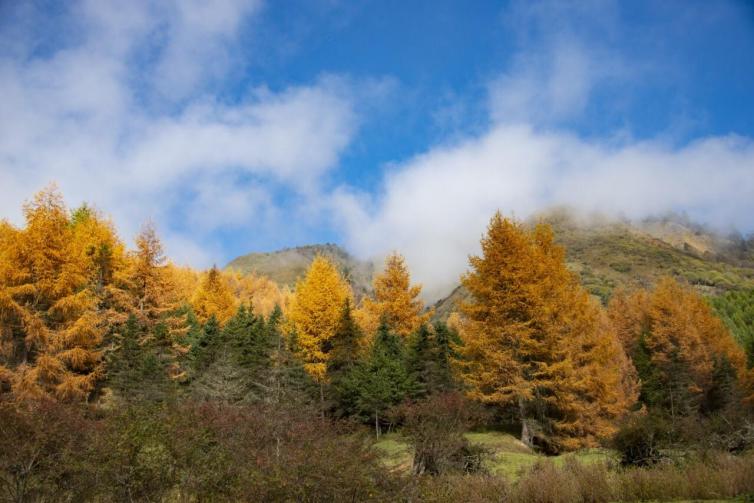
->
<box><xmin>1</xmin><ymin>0</ymin><xmax>753</xmax><ymax>297</ymax></box>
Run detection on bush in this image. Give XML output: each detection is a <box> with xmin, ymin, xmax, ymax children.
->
<box><xmin>0</xmin><ymin>399</ymin><xmax>99</xmax><ymax>502</ymax></box>
<box><xmin>393</xmin><ymin>392</ymin><xmax>488</xmax><ymax>475</ymax></box>
<box><xmin>0</xmin><ymin>399</ymin><xmax>401</xmax><ymax>502</ymax></box>
<box><xmin>612</xmin><ymin>414</ymin><xmax>669</xmax><ymax>466</ymax></box>
<box><xmin>414</xmin><ymin>474</ymin><xmax>510</xmax><ymax>502</ymax></box>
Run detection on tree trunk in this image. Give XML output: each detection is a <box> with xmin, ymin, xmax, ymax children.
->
<box><xmin>519</xmin><ymin>398</ymin><xmax>533</xmax><ymax>447</ymax></box>
<box><xmin>375</xmin><ymin>410</ymin><xmax>381</xmax><ymax>438</ymax></box>
<box><xmin>319</xmin><ymin>381</ymin><xmax>325</xmax><ymax>422</ymax></box>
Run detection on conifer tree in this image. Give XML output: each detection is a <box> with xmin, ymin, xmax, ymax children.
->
<box><xmin>407</xmin><ymin>324</ymin><xmax>433</xmax><ymax>398</ymax></box>
<box><xmin>189</xmin><ymin>315</ymin><xmax>221</xmax><ymax>373</ymax></box>
<box><xmin>106</xmin><ymin>314</ymin><xmax>143</xmax><ymax>399</ymax></box>
<box><xmin>263</xmin><ymin>305</ymin><xmax>317</xmax><ymax>408</ymax></box>
<box><xmin>106</xmin><ymin>314</ymin><xmax>174</xmax><ymax>403</ymax></box>
<box><xmin>289</xmin><ymin>255</ymin><xmax>352</xmax><ymax>416</ymax></box>
<box><xmin>458</xmin><ymin>213</ymin><xmax>636</xmax><ymax>451</ymax></box>
<box><xmin>125</xmin><ymin>223</ymin><xmax>179</xmax><ymax>324</ymax></box>
<box><xmin>338</xmin><ymin>321</ymin><xmax>413</xmax><ymax>436</ymax></box>
<box><xmin>609</xmin><ymin>277</ymin><xmax>748</xmax><ymax>418</ymax></box>
<box><xmin>328</xmin><ymin>299</ymin><xmax>363</xmax><ymax>382</ymax></box>
<box><xmin>432</xmin><ymin>321</ymin><xmax>459</xmax><ymax>392</ymax></box>
<box><xmin>191</xmin><ymin>266</ymin><xmax>236</xmax><ymax>324</ymax></box>
<box><xmin>711</xmin><ymin>289</ymin><xmax>754</xmax><ymax>369</ymax></box>
<box><xmin>356</xmin><ymin>253</ymin><xmax>431</xmax><ymax>339</ymax></box>
<box><xmin>0</xmin><ymin>188</ymin><xmax>113</xmax><ymax>401</ymax></box>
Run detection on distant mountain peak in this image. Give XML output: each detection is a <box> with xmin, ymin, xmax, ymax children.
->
<box><xmin>225</xmin><ymin>243</ymin><xmax>375</xmax><ymax>297</ymax></box>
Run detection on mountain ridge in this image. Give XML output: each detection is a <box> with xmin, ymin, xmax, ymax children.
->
<box><xmin>225</xmin><ymin>212</ymin><xmax>754</xmax><ymax>320</ymax></box>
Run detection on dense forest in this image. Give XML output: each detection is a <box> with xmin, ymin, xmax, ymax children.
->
<box><xmin>1</xmin><ymin>187</ymin><xmax>754</xmax><ymax>502</ymax></box>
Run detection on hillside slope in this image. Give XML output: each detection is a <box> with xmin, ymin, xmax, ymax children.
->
<box><xmin>433</xmin><ymin>212</ymin><xmax>754</xmax><ymax>320</ymax></box>
<box><xmin>225</xmin><ymin>243</ymin><xmax>374</xmax><ymax>298</ymax></box>
<box><xmin>225</xmin><ymin>214</ymin><xmax>754</xmax><ymax>321</ymax></box>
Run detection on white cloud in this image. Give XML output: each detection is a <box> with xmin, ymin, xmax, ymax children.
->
<box><xmin>335</xmin><ymin>0</ymin><xmax>754</xmax><ymax>301</ymax></box>
<box><xmin>0</xmin><ymin>0</ymin><xmax>357</xmax><ymax>265</ymax></box>
<box><xmin>337</xmin><ymin>125</ymin><xmax>754</xmax><ymax>301</ymax></box>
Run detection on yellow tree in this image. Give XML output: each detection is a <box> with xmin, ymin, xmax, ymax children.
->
<box><xmin>227</xmin><ymin>271</ymin><xmax>291</xmax><ymax>318</ymax></box>
<box><xmin>609</xmin><ymin>277</ymin><xmax>747</xmax><ymax>417</ymax></box>
<box><xmin>191</xmin><ymin>266</ymin><xmax>236</xmax><ymax>324</ymax></box>
<box><xmin>0</xmin><ymin>188</ymin><xmax>115</xmax><ymax>401</ymax></box>
<box><xmin>289</xmin><ymin>255</ymin><xmax>352</xmax><ymax>384</ymax></box>
<box><xmin>457</xmin><ymin>213</ymin><xmax>636</xmax><ymax>451</ymax></box>
<box><xmin>69</xmin><ymin>204</ymin><xmax>129</xmax><ymax>325</ymax></box>
<box><xmin>356</xmin><ymin>252</ymin><xmax>431</xmax><ymax>339</ymax></box>
<box><xmin>123</xmin><ymin>223</ymin><xmax>181</xmax><ymax>325</ymax></box>
<box><xmin>170</xmin><ymin>265</ymin><xmax>201</xmax><ymax>303</ymax></box>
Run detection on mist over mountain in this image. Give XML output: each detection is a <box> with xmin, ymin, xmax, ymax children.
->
<box><xmin>226</xmin><ymin>243</ymin><xmax>375</xmax><ymax>299</ymax></box>
<box><xmin>227</xmin><ymin>210</ymin><xmax>754</xmax><ymax>317</ymax></box>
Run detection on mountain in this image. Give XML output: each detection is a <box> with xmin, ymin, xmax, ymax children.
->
<box><xmin>225</xmin><ymin>213</ymin><xmax>754</xmax><ymax>321</ymax></box>
<box><xmin>225</xmin><ymin>243</ymin><xmax>375</xmax><ymax>298</ymax></box>
<box><xmin>432</xmin><ymin>210</ymin><xmax>754</xmax><ymax>320</ymax></box>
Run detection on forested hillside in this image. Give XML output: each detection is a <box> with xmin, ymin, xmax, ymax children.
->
<box><xmin>432</xmin><ymin>210</ymin><xmax>754</xmax><ymax>320</ymax></box>
<box><xmin>226</xmin><ymin>244</ymin><xmax>374</xmax><ymax>299</ymax></box>
<box><xmin>1</xmin><ymin>188</ymin><xmax>754</xmax><ymax>502</ymax></box>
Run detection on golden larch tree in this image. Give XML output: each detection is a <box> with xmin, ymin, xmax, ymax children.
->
<box><xmin>0</xmin><ymin>188</ymin><xmax>117</xmax><ymax>401</ymax></box>
<box><xmin>124</xmin><ymin>223</ymin><xmax>181</xmax><ymax>324</ymax></box>
<box><xmin>457</xmin><ymin>213</ymin><xmax>636</xmax><ymax>451</ymax></box>
<box><xmin>227</xmin><ymin>271</ymin><xmax>291</xmax><ymax>318</ymax></box>
<box><xmin>192</xmin><ymin>266</ymin><xmax>236</xmax><ymax>324</ymax></box>
<box><xmin>356</xmin><ymin>252</ymin><xmax>431</xmax><ymax>339</ymax></box>
<box><xmin>289</xmin><ymin>255</ymin><xmax>352</xmax><ymax>383</ymax></box>
<box><xmin>609</xmin><ymin>277</ymin><xmax>748</xmax><ymax>415</ymax></box>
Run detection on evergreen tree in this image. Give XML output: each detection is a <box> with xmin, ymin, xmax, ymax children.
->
<box><xmin>431</xmin><ymin>321</ymin><xmax>459</xmax><ymax>393</ymax></box>
<box><xmin>407</xmin><ymin>324</ymin><xmax>433</xmax><ymax>398</ymax></box>
<box><xmin>703</xmin><ymin>354</ymin><xmax>739</xmax><ymax>415</ymax></box>
<box><xmin>406</xmin><ymin>322</ymin><xmax>460</xmax><ymax>399</ymax></box>
<box><xmin>189</xmin><ymin>315</ymin><xmax>221</xmax><ymax>373</ymax></box>
<box><xmin>338</xmin><ymin>321</ymin><xmax>413</xmax><ymax>436</ymax></box>
<box><xmin>328</xmin><ymin>299</ymin><xmax>363</xmax><ymax>382</ymax></box>
<box><xmin>106</xmin><ymin>314</ymin><xmax>174</xmax><ymax>403</ymax></box>
<box><xmin>106</xmin><ymin>314</ymin><xmax>143</xmax><ymax>398</ymax></box>
<box><xmin>263</xmin><ymin>306</ymin><xmax>317</xmax><ymax>408</ymax></box>
<box><xmin>711</xmin><ymin>289</ymin><xmax>754</xmax><ymax>369</ymax></box>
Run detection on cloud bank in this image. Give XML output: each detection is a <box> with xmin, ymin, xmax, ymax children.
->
<box><xmin>336</xmin><ymin>0</ymin><xmax>754</xmax><ymax>300</ymax></box>
<box><xmin>0</xmin><ymin>0</ymin><xmax>357</xmax><ymax>265</ymax></box>
<box><xmin>336</xmin><ymin>126</ymin><xmax>754</xmax><ymax>300</ymax></box>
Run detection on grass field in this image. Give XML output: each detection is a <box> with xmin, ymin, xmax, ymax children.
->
<box><xmin>374</xmin><ymin>430</ymin><xmax>619</xmax><ymax>480</ymax></box>
<box><xmin>375</xmin><ymin>432</ymin><xmax>753</xmax><ymax>501</ymax></box>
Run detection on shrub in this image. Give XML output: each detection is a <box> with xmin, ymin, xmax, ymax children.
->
<box><xmin>0</xmin><ymin>399</ymin><xmax>99</xmax><ymax>502</ymax></box>
<box><xmin>415</xmin><ymin>474</ymin><xmax>510</xmax><ymax>503</ymax></box>
<box><xmin>393</xmin><ymin>392</ymin><xmax>488</xmax><ymax>475</ymax></box>
<box><xmin>612</xmin><ymin>414</ymin><xmax>669</xmax><ymax>466</ymax></box>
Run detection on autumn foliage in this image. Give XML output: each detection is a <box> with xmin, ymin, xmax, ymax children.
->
<box><xmin>609</xmin><ymin>277</ymin><xmax>750</xmax><ymax>416</ymax></box>
<box><xmin>0</xmin><ymin>189</ymin><xmax>112</xmax><ymax>400</ymax></box>
<box><xmin>356</xmin><ymin>252</ymin><xmax>431</xmax><ymax>338</ymax></box>
<box><xmin>289</xmin><ymin>255</ymin><xmax>352</xmax><ymax>382</ymax></box>
<box><xmin>457</xmin><ymin>213</ymin><xmax>638</xmax><ymax>451</ymax></box>
<box><xmin>2</xmin><ymin>185</ymin><xmax>753</xmax><ymax>491</ymax></box>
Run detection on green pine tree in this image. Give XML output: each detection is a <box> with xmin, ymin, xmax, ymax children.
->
<box><xmin>107</xmin><ymin>314</ymin><xmax>174</xmax><ymax>403</ymax></box>
<box><xmin>338</xmin><ymin>320</ymin><xmax>413</xmax><ymax>436</ymax></box>
<box><xmin>328</xmin><ymin>299</ymin><xmax>363</xmax><ymax>381</ymax></box>
<box><xmin>431</xmin><ymin>321</ymin><xmax>459</xmax><ymax>393</ymax></box>
<box><xmin>407</xmin><ymin>324</ymin><xmax>433</xmax><ymax>398</ymax></box>
<box><xmin>107</xmin><ymin>314</ymin><xmax>143</xmax><ymax>398</ymax></box>
<box><xmin>189</xmin><ymin>314</ymin><xmax>221</xmax><ymax>373</ymax></box>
